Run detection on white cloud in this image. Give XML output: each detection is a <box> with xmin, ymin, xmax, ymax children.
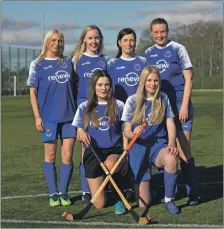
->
<box><xmin>46</xmin><ymin>21</ymin><xmax>81</xmax><ymax>30</ymax></box>
<box><xmin>2</xmin><ymin>17</ymin><xmax>40</xmax><ymax>30</ymax></box>
<box><xmin>132</xmin><ymin>2</ymin><xmax>221</xmax><ymax>30</ymax></box>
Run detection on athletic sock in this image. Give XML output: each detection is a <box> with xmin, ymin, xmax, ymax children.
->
<box><xmin>180</xmin><ymin>157</ymin><xmax>198</xmax><ymax>199</ymax></box>
<box><xmin>164</xmin><ymin>170</ymin><xmax>177</xmax><ymax>199</ymax></box>
<box><xmin>59</xmin><ymin>163</ymin><xmax>73</xmax><ymax>194</ymax></box>
<box><xmin>79</xmin><ymin>162</ymin><xmax>90</xmax><ymax>193</ymax></box>
<box><xmin>43</xmin><ymin>161</ymin><xmax>58</xmax><ymax>194</ymax></box>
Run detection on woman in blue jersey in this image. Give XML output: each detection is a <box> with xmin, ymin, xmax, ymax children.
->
<box><xmin>72</xmin><ymin>70</ymin><xmax>126</xmax><ymax>215</ymax></box>
<box><xmin>107</xmin><ymin>28</ymin><xmax>147</xmax><ymax>103</ymax></box>
<box><xmin>72</xmin><ymin>25</ymin><xmax>109</xmax><ymax>203</ymax></box>
<box><xmin>145</xmin><ymin>18</ymin><xmax>198</xmax><ymax>205</ymax></box>
<box><xmin>122</xmin><ymin>66</ymin><xmax>180</xmax><ymax>214</ymax></box>
<box><xmin>27</xmin><ymin>29</ymin><xmax>77</xmax><ymax>207</ymax></box>
<box><xmin>107</xmin><ymin>28</ymin><xmax>147</xmax><ymax>199</ymax></box>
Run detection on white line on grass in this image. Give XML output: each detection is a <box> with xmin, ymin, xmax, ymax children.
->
<box><xmin>1</xmin><ymin>219</ymin><xmax>223</xmax><ymax>228</ymax></box>
<box><xmin>1</xmin><ymin>181</ymin><xmax>222</xmax><ymax>200</ymax></box>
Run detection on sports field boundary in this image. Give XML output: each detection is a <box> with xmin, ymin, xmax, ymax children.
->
<box><xmin>1</xmin><ymin>181</ymin><xmax>222</xmax><ymax>200</ymax></box>
<box><xmin>1</xmin><ymin>219</ymin><xmax>223</xmax><ymax>228</ymax></box>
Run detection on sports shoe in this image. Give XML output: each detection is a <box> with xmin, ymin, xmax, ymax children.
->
<box><xmin>59</xmin><ymin>193</ymin><xmax>71</xmax><ymax>206</ymax></box>
<box><xmin>114</xmin><ymin>201</ymin><xmax>126</xmax><ymax>215</ymax></box>
<box><xmin>187</xmin><ymin>198</ymin><xmax>199</xmax><ymax>206</ymax></box>
<box><xmin>49</xmin><ymin>193</ymin><xmax>60</xmax><ymax>207</ymax></box>
<box><xmin>82</xmin><ymin>192</ymin><xmax>91</xmax><ymax>206</ymax></box>
<box><xmin>165</xmin><ymin>201</ymin><xmax>180</xmax><ymax>214</ymax></box>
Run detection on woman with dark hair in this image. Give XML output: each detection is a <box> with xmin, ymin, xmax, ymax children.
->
<box><xmin>107</xmin><ymin>28</ymin><xmax>147</xmax><ymax>103</ymax></box>
<box><xmin>72</xmin><ymin>70</ymin><xmax>127</xmax><ymax>215</ymax></box>
<box><xmin>145</xmin><ymin>18</ymin><xmax>198</xmax><ymax>206</ymax></box>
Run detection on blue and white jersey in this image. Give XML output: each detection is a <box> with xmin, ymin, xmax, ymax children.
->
<box><xmin>145</xmin><ymin>41</ymin><xmax>192</xmax><ymax>102</ymax></box>
<box><xmin>74</xmin><ymin>53</ymin><xmax>109</xmax><ymax>99</ymax></box>
<box><xmin>27</xmin><ymin>57</ymin><xmax>76</xmax><ymax>122</ymax></box>
<box><xmin>122</xmin><ymin>93</ymin><xmax>174</xmax><ymax>143</ymax></box>
<box><xmin>107</xmin><ymin>56</ymin><xmax>147</xmax><ymax>103</ymax></box>
<box><xmin>72</xmin><ymin>100</ymin><xmax>124</xmax><ymax>149</ymax></box>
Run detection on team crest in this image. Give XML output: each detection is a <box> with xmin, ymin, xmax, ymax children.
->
<box><xmin>60</xmin><ymin>62</ymin><xmax>68</xmax><ymax>68</ymax></box>
<box><xmin>164</xmin><ymin>51</ymin><xmax>171</xmax><ymax>58</ymax></box>
<box><xmin>98</xmin><ymin>60</ymin><xmax>106</xmax><ymax>68</ymax></box>
<box><xmin>134</xmin><ymin>64</ymin><xmax>141</xmax><ymax>71</ymax></box>
<box><xmin>46</xmin><ymin>129</ymin><xmax>52</xmax><ymax>137</ymax></box>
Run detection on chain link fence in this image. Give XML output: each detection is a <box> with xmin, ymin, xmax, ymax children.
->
<box><xmin>1</xmin><ymin>45</ymin><xmax>40</xmax><ymax>96</ymax></box>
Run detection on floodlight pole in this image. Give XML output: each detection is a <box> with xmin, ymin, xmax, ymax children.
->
<box><xmin>42</xmin><ymin>0</ymin><xmax>45</xmax><ymax>43</ymax></box>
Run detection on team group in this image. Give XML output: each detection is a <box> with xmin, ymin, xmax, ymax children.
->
<box><xmin>27</xmin><ymin>18</ymin><xmax>198</xmax><ymax>216</ymax></box>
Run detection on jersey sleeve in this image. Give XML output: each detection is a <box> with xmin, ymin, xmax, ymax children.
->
<box><xmin>72</xmin><ymin>101</ymin><xmax>87</xmax><ymax>128</ymax></box>
<box><xmin>27</xmin><ymin>59</ymin><xmax>39</xmax><ymax>88</ymax></box>
<box><xmin>163</xmin><ymin>94</ymin><xmax>175</xmax><ymax>119</ymax></box>
<box><xmin>121</xmin><ymin>95</ymin><xmax>135</xmax><ymax>122</ymax></box>
<box><xmin>177</xmin><ymin>45</ymin><xmax>193</xmax><ymax>71</ymax></box>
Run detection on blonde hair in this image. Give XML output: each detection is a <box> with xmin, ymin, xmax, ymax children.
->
<box><xmin>132</xmin><ymin>66</ymin><xmax>165</xmax><ymax>125</ymax></box>
<box><xmin>36</xmin><ymin>29</ymin><xmax>65</xmax><ymax>65</ymax></box>
<box><xmin>72</xmin><ymin>25</ymin><xmax>104</xmax><ymax>72</ymax></box>
<box><xmin>83</xmin><ymin>70</ymin><xmax>118</xmax><ymax>130</ymax></box>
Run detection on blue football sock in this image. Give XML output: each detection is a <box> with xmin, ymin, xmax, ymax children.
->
<box><xmin>180</xmin><ymin>157</ymin><xmax>198</xmax><ymax>199</ymax></box>
<box><xmin>43</xmin><ymin>161</ymin><xmax>58</xmax><ymax>195</ymax></box>
<box><xmin>59</xmin><ymin>163</ymin><xmax>73</xmax><ymax>194</ymax></box>
<box><xmin>79</xmin><ymin>162</ymin><xmax>90</xmax><ymax>193</ymax></box>
<box><xmin>164</xmin><ymin>170</ymin><xmax>177</xmax><ymax>198</ymax></box>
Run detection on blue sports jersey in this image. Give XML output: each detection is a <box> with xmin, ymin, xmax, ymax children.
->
<box><xmin>27</xmin><ymin>57</ymin><xmax>76</xmax><ymax>122</ymax></box>
<box><xmin>74</xmin><ymin>53</ymin><xmax>109</xmax><ymax>99</ymax></box>
<box><xmin>145</xmin><ymin>41</ymin><xmax>192</xmax><ymax>102</ymax></box>
<box><xmin>107</xmin><ymin>56</ymin><xmax>147</xmax><ymax>103</ymax></box>
<box><xmin>72</xmin><ymin>100</ymin><xmax>124</xmax><ymax>148</ymax></box>
<box><xmin>121</xmin><ymin>93</ymin><xmax>174</xmax><ymax>143</ymax></box>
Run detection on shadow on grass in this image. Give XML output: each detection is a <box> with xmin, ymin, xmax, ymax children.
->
<box><xmin>151</xmin><ymin>164</ymin><xmax>223</xmax><ymax>209</ymax></box>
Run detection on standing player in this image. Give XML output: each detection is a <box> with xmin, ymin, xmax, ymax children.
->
<box><xmin>72</xmin><ymin>70</ymin><xmax>127</xmax><ymax>215</ymax></box>
<box><xmin>107</xmin><ymin>28</ymin><xmax>147</xmax><ymax>198</ymax></box>
<box><xmin>72</xmin><ymin>25</ymin><xmax>109</xmax><ymax>204</ymax></box>
<box><xmin>145</xmin><ymin>18</ymin><xmax>198</xmax><ymax>205</ymax></box>
<box><xmin>107</xmin><ymin>28</ymin><xmax>147</xmax><ymax>103</ymax></box>
<box><xmin>27</xmin><ymin>29</ymin><xmax>77</xmax><ymax>207</ymax></box>
<box><xmin>122</xmin><ymin>66</ymin><xmax>180</xmax><ymax>214</ymax></box>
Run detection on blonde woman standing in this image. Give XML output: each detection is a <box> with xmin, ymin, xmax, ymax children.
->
<box><xmin>72</xmin><ymin>25</ymin><xmax>109</xmax><ymax>204</ymax></box>
<box><xmin>27</xmin><ymin>29</ymin><xmax>77</xmax><ymax>207</ymax></box>
<box><xmin>122</xmin><ymin>66</ymin><xmax>180</xmax><ymax>214</ymax></box>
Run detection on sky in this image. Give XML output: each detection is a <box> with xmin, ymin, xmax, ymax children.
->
<box><xmin>1</xmin><ymin>1</ymin><xmax>223</xmax><ymax>57</ymax></box>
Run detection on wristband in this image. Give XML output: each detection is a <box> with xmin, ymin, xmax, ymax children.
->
<box><xmin>35</xmin><ymin>116</ymin><xmax>41</xmax><ymax>119</ymax></box>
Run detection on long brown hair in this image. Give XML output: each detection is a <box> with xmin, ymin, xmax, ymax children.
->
<box><xmin>83</xmin><ymin>70</ymin><xmax>118</xmax><ymax>130</ymax></box>
<box><xmin>132</xmin><ymin>66</ymin><xmax>165</xmax><ymax>125</ymax></box>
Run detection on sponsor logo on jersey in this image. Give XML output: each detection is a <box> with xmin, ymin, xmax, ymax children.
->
<box><xmin>48</xmin><ymin>70</ymin><xmax>71</xmax><ymax>83</ymax></box>
<box><xmin>44</xmin><ymin>65</ymin><xmax>53</xmax><ymax>70</ymax></box>
<box><xmin>116</xmin><ymin>66</ymin><xmax>125</xmax><ymax>70</ymax></box>
<box><xmin>164</xmin><ymin>51</ymin><xmax>172</xmax><ymax>58</ymax></box>
<box><xmin>153</xmin><ymin>59</ymin><xmax>169</xmax><ymax>73</ymax></box>
<box><xmin>46</xmin><ymin>129</ymin><xmax>52</xmax><ymax>137</ymax></box>
<box><xmin>150</xmin><ymin>54</ymin><xmax>158</xmax><ymax>57</ymax></box>
<box><xmin>117</xmin><ymin>72</ymin><xmax>139</xmax><ymax>87</ymax></box>
<box><xmin>146</xmin><ymin>113</ymin><xmax>156</xmax><ymax>126</ymax></box>
<box><xmin>84</xmin><ymin>68</ymin><xmax>102</xmax><ymax>78</ymax></box>
<box><xmin>90</xmin><ymin>116</ymin><xmax>111</xmax><ymax>131</ymax></box>
<box><xmin>81</xmin><ymin>61</ymin><xmax>91</xmax><ymax>66</ymax></box>
<box><xmin>134</xmin><ymin>64</ymin><xmax>142</xmax><ymax>71</ymax></box>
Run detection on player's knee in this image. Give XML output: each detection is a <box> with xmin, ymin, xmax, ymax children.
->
<box><xmin>164</xmin><ymin>154</ymin><xmax>177</xmax><ymax>172</ymax></box>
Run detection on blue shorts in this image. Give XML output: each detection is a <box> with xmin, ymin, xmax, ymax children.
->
<box><xmin>172</xmin><ymin>100</ymin><xmax>194</xmax><ymax>132</ymax></box>
<box><xmin>129</xmin><ymin>138</ymin><xmax>167</xmax><ymax>184</ymax></box>
<box><xmin>41</xmin><ymin>121</ymin><xmax>77</xmax><ymax>143</ymax></box>
<box><xmin>77</xmin><ymin>98</ymin><xmax>87</xmax><ymax>107</ymax></box>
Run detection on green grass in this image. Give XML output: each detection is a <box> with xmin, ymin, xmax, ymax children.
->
<box><xmin>1</xmin><ymin>91</ymin><xmax>223</xmax><ymax>228</ymax></box>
